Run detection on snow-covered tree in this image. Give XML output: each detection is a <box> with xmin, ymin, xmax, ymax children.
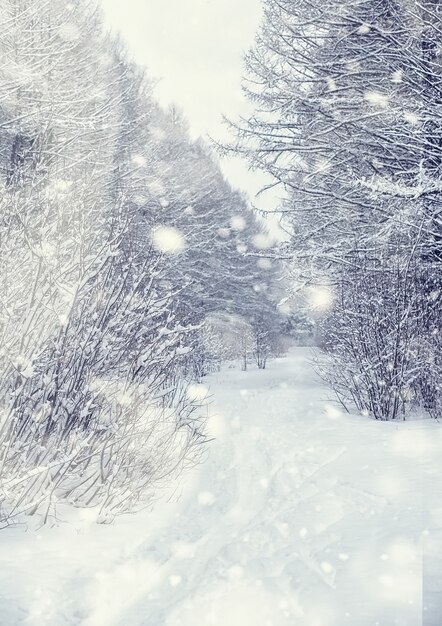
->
<box><xmin>0</xmin><ymin>0</ymin><xmax>285</xmax><ymax>524</ymax></box>
<box><xmin>133</xmin><ymin>102</ymin><xmax>283</xmax><ymax>375</ymax></box>
<box><xmin>232</xmin><ymin>0</ymin><xmax>442</xmax><ymax>419</ymax></box>
<box><xmin>0</xmin><ymin>0</ymin><xmax>206</xmax><ymax>524</ymax></box>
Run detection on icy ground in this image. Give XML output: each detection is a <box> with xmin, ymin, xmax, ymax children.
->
<box><xmin>0</xmin><ymin>348</ymin><xmax>441</xmax><ymax>626</ymax></box>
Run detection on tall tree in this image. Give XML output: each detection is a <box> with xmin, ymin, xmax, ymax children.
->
<box><xmin>233</xmin><ymin>0</ymin><xmax>442</xmax><ymax>419</ymax></box>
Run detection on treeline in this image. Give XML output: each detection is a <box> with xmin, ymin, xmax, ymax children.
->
<box><xmin>232</xmin><ymin>0</ymin><xmax>442</xmax><ymax>420</ymax></box>
<box><xmin>0</xmin><ymin>1</ymin><xmax>279</xmax><ymax>524</ymax></box>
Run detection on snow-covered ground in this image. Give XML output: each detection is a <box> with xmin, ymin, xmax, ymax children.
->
<box><xmin>0</xmin><ymin>348</ymin><xmax>441</xmax><ymax>626</ymax></box>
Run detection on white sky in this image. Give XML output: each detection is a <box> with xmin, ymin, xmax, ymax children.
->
<box><xmin>99</xmin><ymin>0</ymin><xmax>278</xmax><ymax>215</ymax></box>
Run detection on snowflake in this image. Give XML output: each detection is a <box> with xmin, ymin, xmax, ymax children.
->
<box><xmin>218</xmin><ymin>227</ymin><xmax>231</xmax><ymax>239</ymax></box>
<box><xmin>365</xmin><ymin>91</ymin><xmax>389</xmax><ymax>109</ymax></box>
<box><xmin>357</xmin><ymin>23</ymin><xmax>371</xmax><ymax>34</ymax></box>
<box><xmin>58</xmin><ymin>23</ymin><xmax>80</xmax><ymax>43</ymax></box>
<box><xmin>306</xmin><ymin>285</ymin><xmax>334</xmax><ymax>311</ymax></box>
<box><xmin>252</xmin><ymin>233</ymin><xmax>273</xmax><ymax>250</ymax></box>
<box><xmin>326</xmin><ymin>77</ymin><xmax>337</xmax><ymax>92</ymax></box>
<box><xmin>230</xmin><ymin>216</ymin><xmax>246</xmax><ymax>231</ymax></box>
<box><xmin>391</xmin><ymin>69</ymin><xmax>403</xmax><ymax>84</ymax></box>
<box><xmin>152</xmin><ymin>226</ymin><xmax>186</xmax><ymax>254</ymax></box>
<box><xmin>148</xmin><ymin>180</ymin><xmax>166</xmax><ymax>197</ymax></box>
<box><xmin>257</xmin><ymin>258</ymin><xmax>272</xmax><ymax>270</ymax></box>
<box><xmin>132</xmin><ymin>155</ymin><xmax>146</xmax><ymax>167</ymax></box>
<box><xmin>403</xmin><ymin>111</ymin><xmax>419</xmax><ymax>125</ymax></box>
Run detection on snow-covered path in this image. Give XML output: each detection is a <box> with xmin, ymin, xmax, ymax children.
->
<box><xmin>1</xmin><ymin>348</ymin><xmax>441</xmax><ymax>625</ymax></box>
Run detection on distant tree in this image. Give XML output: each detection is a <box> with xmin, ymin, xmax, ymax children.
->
<box><xmin>137</xmin><ymin>103</ymin><xmax>283</xmax><ymax>374</ymax></box>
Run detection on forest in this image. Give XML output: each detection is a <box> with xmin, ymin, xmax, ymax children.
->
<box><xmin>230</xmin><ymin>0</ymin><xmax>442</xmax><ymax>422</ymax></box>
<box><xmin>0</xmin><ymin>1</ymin><xmax>441</xmax><ymax>623</ymax></box>
<box><xmin>0</xmin><ymin>0</ymin><xmax>441</xmax><ymax>524</ymax></box>
<box><xmin>0</xmin><ymin>0</ymin><xmax>282</xmax><ymax>524</ymax></box>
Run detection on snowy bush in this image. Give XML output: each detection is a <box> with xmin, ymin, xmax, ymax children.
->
<box><xmin>0</xmin><ymin>0</ymin><xmax>208</xmax><ymax>525</ymax></box>
<box><xmin>0</xmin><ymin>251</ymin><xmax>206</xmax><ymax>524</ymax></box>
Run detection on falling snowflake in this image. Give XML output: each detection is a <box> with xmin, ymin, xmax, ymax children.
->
<box><xmin>391</xmin><ymin>69</ymin><xmax>403</xmax><ymax>84</ymax></box>
<box><xmin>403</xmin><ymin>111</ymin><xmax>419</xmax><ymax>125</ymax></box>
<box><xmin>58</xmin><ymin>23</ymin><xmax>80</xmax><ymax>42</ymax></box>
<box><xmin>364</xmin><ymin>91</ymin><xmax>389</xmax><ymax>109</ymax></box>
<box><xmin>230</xmin><ymin>216</ymin><xmax>246</xmax><ymax>231</ymax></box>
<box><xmin>132</xmin><ymin>154</ymin><xmax>146</xmax><ymax>167</ymax></box>
<box><xmin>306</xmin><ymin>285</ymin><xmax>335</xmax><ymax>311</ymax></box>
<box><xmin>152</xmin><ymin>226</ymin><xmax>186</xmax><ymax>254</ymax></box>
<box><xmin>326</xmin><ymin>77</ymin><xmax>337</xmax><ymax>91</ymax></box>
<box><xmin>252</xmin><ymin>233</ymin><xmax>273</xmax><ymax>250</ymax></box>
<box><xmin>257</xmin><ymin>258</ymin><xmax>272</xmax><ymax>270</ymax></box>
<box><xmin>357</xmin><ymin>23</ymin><xmax>371</xmax><ymax>34</ymax></box>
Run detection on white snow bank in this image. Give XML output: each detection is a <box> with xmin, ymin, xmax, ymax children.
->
<box><xmin>0</xmin><ymin>348</ymin><xmax>441</xmax><ymax>625</ymax></box>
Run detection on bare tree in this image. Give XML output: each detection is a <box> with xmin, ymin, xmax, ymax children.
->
<box><xmin>0</xmin><ymin>0</ymin><xmax>206</xmax><ymax>524</ymax></box>
<box><xmin>231</xmin><ymin>0</ymin><xmax>442</xmax><ymax>419</ymax></box>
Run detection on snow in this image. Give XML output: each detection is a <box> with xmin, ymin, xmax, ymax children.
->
<box><xmin>404</xmin><ymin>111</ymin><xmax>420</xmax><ymax>125</ymax></box>
<box><xmin>230</xmin><ymin>216</ymin><xmax>246</xmax><ymax>231</ymax></box>
<box><xmin>151</xmin><ymin>225</ymin><xmax>186</xmax><ymax>254</ymax></box>
<box><xmin>252</xmin><ymin>233</ymin><xmax>273</xmax><ymax>250</ymax></box>
<box><xmin>357</xmin><ymin>24</ymin><xmax>371</xmax><ymax>35</ymax></box>
<box><xmin>0</xmin><ymin>348</ymin><xmax>441</xmax><ymax>625</ymax></box>
<box><xmin>58</xmin><ymin>23</ymin><xmax>81</xmax><ymax>43</ymax></box>
<box><xmin>257</xmin><ymin>258</ymin><xmax>273</xmax><ymax>270</ymax></box>
<box><xmin>306</xmin><ymin>285</ymin><xmax>335</xmax><ymax>311</ymax></box>
<box><xmin>391</xmin><ymin>70</ymin><xmax>403</xmax><ymax>84</ymax></box>
<box><xmin>364</xmin><ymin>91</ymin><xmax>390</xmax><ymax>109</ymax></box>
<box><xmin>186</xmin><ymin>383</ymin><xmax>210</xmax><ymax>402</ymax></box>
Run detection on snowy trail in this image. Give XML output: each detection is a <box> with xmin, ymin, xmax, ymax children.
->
<box><xmin>1</xmin><ymin>348</ymin><xmax>442</xmax><ymax>625</ymax></box>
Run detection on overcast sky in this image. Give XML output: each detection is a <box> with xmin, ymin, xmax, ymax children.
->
<box><xmin>99</xmin><ymin>0</ymin><xmax>277</xmax><ymax>214</ymax></box>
